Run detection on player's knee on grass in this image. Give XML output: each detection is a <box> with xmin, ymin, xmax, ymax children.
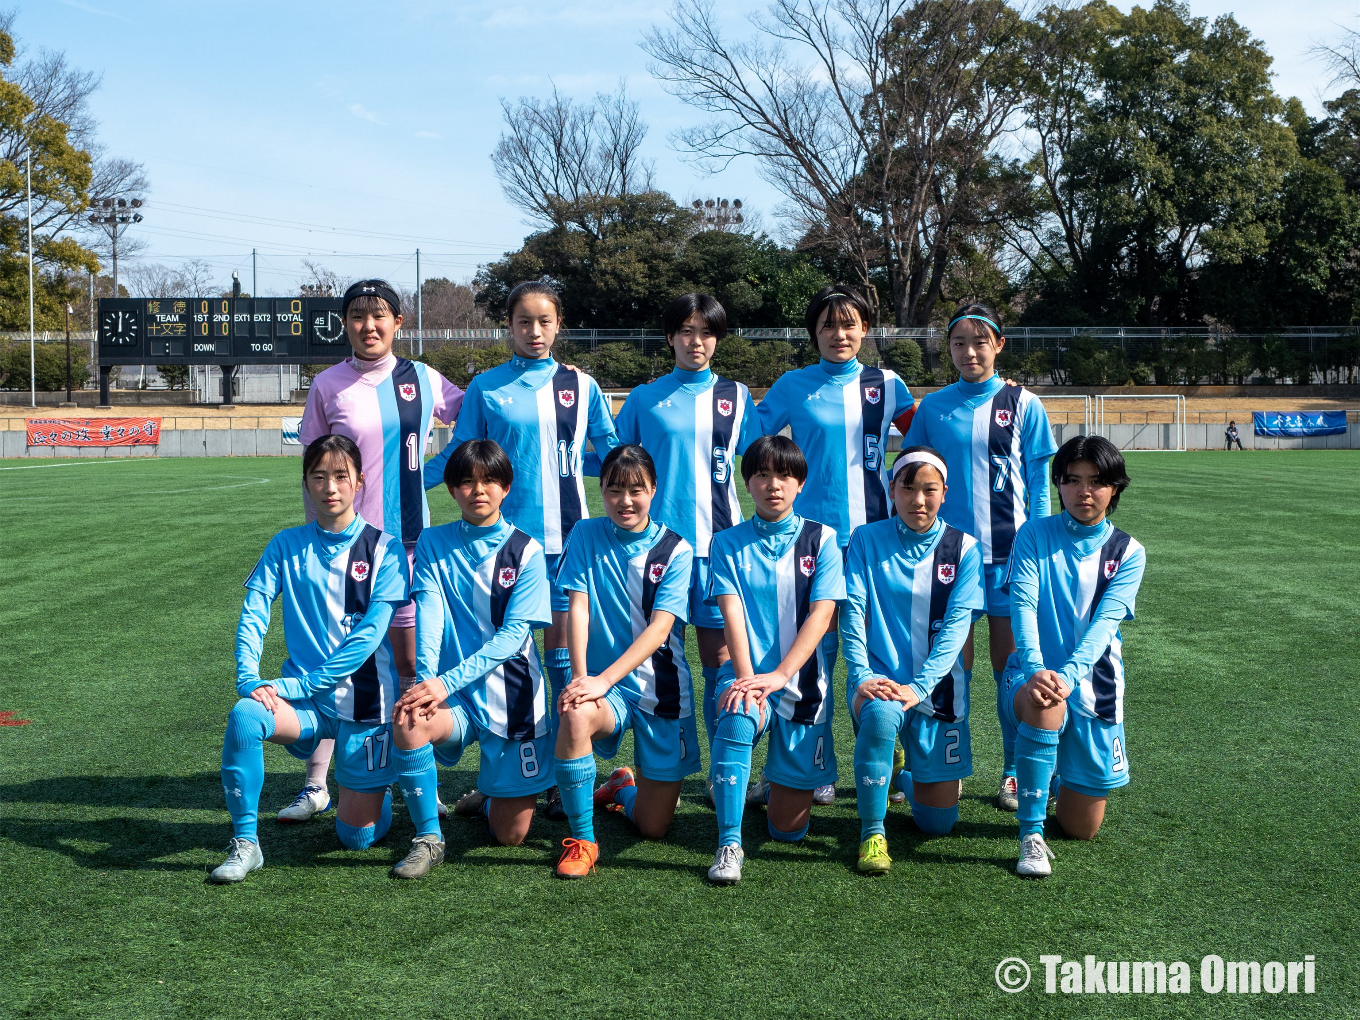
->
<box><xmin>631</xmin><ymin>779</ymin><xmax>681</xmax><ymax>840</ymax></box>
<box><xmin>224</xmin><ymin>697</ymin><xmax>274</xmax><ymax>749</ymax></box>
<box><xmin>334</xmin><ymin>790</ymin><xmax>392</xmax><ymax>849</ymax></box>
<box><xmin>766</xmin><ymin>784</ymin><xmax>812</xmax><ymax>836</ymax></box>
<box><xmin>1055</xmin><ymin>788</ymin><xmax>1106</xmax><ymax>841</ymax></box>
<box><xmin>488</xmin><ymin>796</ymin><xmax>536</xmax><ymax>846</ymax></box>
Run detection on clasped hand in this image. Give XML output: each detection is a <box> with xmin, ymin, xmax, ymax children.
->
<box><xmin>393</xmin><ymin>678</ymin><xmax>447</xmax><ymax>727</ymax></box>
<box><xmin>559</xmin><ymin>674</ymin><xmax>613</xmax><ymax>712</ymax></box>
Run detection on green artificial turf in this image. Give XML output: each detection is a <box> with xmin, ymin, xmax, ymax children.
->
<box><xmin>0</xmin><ymin>451</ymin><xmax>1355</xmax><ymax>1018</ymax></box>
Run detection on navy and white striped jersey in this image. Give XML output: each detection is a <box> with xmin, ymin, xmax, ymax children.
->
<box><xmin>412</xmin><ymin>517</ymin><xmax>553</xmax><ymax>740</ymax></box>
<box><xmin>615</xmin><ymin>367</ymin><xmax>761</xmax><ymax>557</ymax></box>
<box><xmin>555</xmin><ymin>517</ymin><xmax>695</xmax><ymax>718</ymax></box>
<box><xmin>708</xmin><ymin>513</ymin><xmax>845</xmax><ymax>725</ymax></box>
<box><xmin>904</xmin><ymin>376</ymin><xmax>1056</xmax><ymax>565</ymax></box>
<box><xmin>1007</xmin><ymin>513</ymin><xmax>1147</xmax><ymax>724</ymax></box>
<box><xmin>841</xmin><ymin>517</ymin><xmax>985</xmax><ymax>722</ymax></box>
<box><xmin>422</xmin><ymin>355</ymin><xmax>619</xmax><ymax>555</ymax></box>
<box><xmin>236</xmin><ymin>515</ymin><xmax>410</xmax><ymax>725</ymax></box>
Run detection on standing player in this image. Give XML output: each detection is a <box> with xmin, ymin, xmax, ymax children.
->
<box><xmin>614</xmin><ymin>294</ymin><xmax>760</xmax><ymax>764</ymax></box>
<box><xmin>757</xmin><ymin>285</ymin><xmax>914</xmax><ymax>805</ymax></box>
<box><xmin>286</xmin><ymin>279</ymin><xmax>464</xmax><ymax>822</ymax></box>
<box><xmin>705</xmin><ymin>436</ymin><xmax>845</xmax><ymax>885</ymax></box>
<box><xmin>212</xmin><ymin>435</ymin><xmax>410</xmax><ymax>883</ymax></box>
<box><xmin>1001</xmin><ymin>435</ymin><xmax>1145</xmax><ymax>877</ymax></box>
<box><xmin>904</xmin><ymin>303</ymin><xmax>1056</xmax><ymax>812</ymax></box>
<box><xmin>841</xmin><ymin>448</ymin><xmax>984</xmax><ymax>874</ymax></box>
<box><xmin>551</xmin><ymin>445</ymin><xmax>698</xmax><ymax>877</ymax></box>
<box><xmin>387</xmin><ymin>439</ymin><xmax>555</xmax><ymax>875</ymax></box>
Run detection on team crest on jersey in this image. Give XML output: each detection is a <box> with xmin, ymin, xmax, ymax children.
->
<box><xmin>350</xmin><ymin>560</ymin><xmax>370</xmax><ymax>583</ymax></box>
<box><xmin>1103</xmin><ymin>558</ymin><xmax>1120</xmax><ymax>579</ymax></box>
<box><xmin>557</xmin><ymin>389</ymin><xmax>576</xmax><ymax>408</ymax></box>
<box><xmin>398</xmin><ymin>382</ymin><xmax>417</xmax><ymax>402</ymax></box>
<box><xmin>799</xmin><ymin>555</ymin><xmax>816</xmax><ymax>577</ymax></box>
<box><xmin>716</xmin><ymin>398</ymin><xmax>734</xmax><ymax>417</ymax></box>
<box><xmin>864</xmin><ymin>386</ymin><xmax>881</xmax><ymax>405</ymax></box>
<box><xmin>937</xmin><ymin>563</ymin><xmax>956</xmax><ymax>584</ymax></box>
<box><xmin>994</xmin><ymin>408</ymin><xmax>1014</xmax><ymax>428</ymax></box>
<box><xmin>648</xmin><ymin>562</ymin><xmax>667</xmax><ymax>584</ymax></box>
<box><xmin>498</xmin><ymin>566</ymin><xmax>518</xmax><ymax>588</ymax></box>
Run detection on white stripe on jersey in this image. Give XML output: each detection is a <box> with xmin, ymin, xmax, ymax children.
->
<box><xmin>908</xmin><ymin>547</ymin><xmax>934</xmax><ymax>681</ymax></box>
<box><xmin>1069</xmin><ymin>533</ymin><xmax>1142</xmax><ymax>724</ymax></box>
<box><xmin>694</xmin><ymin>393</ymin><xmax>714</xmax><ymax>556</ymax></box>
<box><xmin>720</xmin><ymin>387</ymin><xmax>749</xmax><ymax>535</ymax></box>
<box><xmin>969</xmin><ymin>405</ymin><xmax>994</xmax><ymax>560</ymax></box>
<box><xmin>473</xmin><ymin>540</ymin><xmax>549</xmax><ymax>739</ymax></box>
<box><xmin>323</xmin><ymin>546</ymin><xmax>351</xmax><ymax>719</ymax></box>
<box><xmin>773</xmin><ymin>524</ymin><xmax>835</xmax><ymax>725</ymax></box>
<box><xmin>625</xmin><ymin>539</ymin><xmax>693</xmax><ymax>717</ymax></box>
<box><xmin>569</xmin><ymin>368</ymin><xmax>589</xmax><ymax>538</ymax></box>
<box><xmin>842</xmin><ymin>386</ymin><xmax>866</xmax><ymax>533</ymax></box>
<box><xmin>535</xmin><ymin>384</ymin><xmax>561</xmax><ymax>555</ymax></box>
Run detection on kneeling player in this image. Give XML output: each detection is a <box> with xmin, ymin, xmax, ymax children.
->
<box><xmin>1002</xmin><ymin>435</ymin><xmax>1146</xmax><ymax>877</ymax></box>
<box><xmin>551</xmin><ymin>445</ymin><xmax>698</xmax><ymax>878</ymax></box>
<box><xmin>213</xmin><ymin>435</ymin><xmax>411</xmax><ymax>883</ymax></box>
<box><xmin>388</xmin><ymin>440</ymin><xmax>555</xmax><ymax>877</ymax></box>
<box><xmin>705</xmin><ymin>436</ymin><xmax>845</xmax><ymax>885</ymax></box>
<box><xmin>841</xmin><ymin>448</ymin><xmax>983</xmax><ymax>874</ymax></box>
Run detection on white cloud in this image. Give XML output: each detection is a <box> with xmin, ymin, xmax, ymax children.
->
<box><xmin>348</xmin><ymin>104</ymin><xmax>381</xmax><ymax>124</ymax></box>
<box><xmin>415</xmin><ymin>130</ymin><xmax>442</xmax><ymax>139</ymax></box>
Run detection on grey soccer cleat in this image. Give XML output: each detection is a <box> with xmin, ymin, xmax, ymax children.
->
<box><xmin>453</xmin><ymin>788</ymin><xmax>488</xmax><ymax>818</ymax></box>
<box><xmin>705</xmin><ymin>775</ymin><xmax>715</xmax><ymax>806</ymax></box>
<box><xmin>707</xmin><ymin>843</ymin><xmax>745</xmax><ymax>885</ymax></box>
<box><xmin>210</xmin><ymin>837</ymin><xmax>264</xmax><ymax>883</ymax></box>
<box><xmin>391</xmin><ymin>835</ymin><xmax>445</xmax><ymax>879</ymax></box>
<box><xmin>996</xmin><ymin>774</ymin><xmax>1019</xmax><ymax>812</ymax></box>
<box><xmin>812</xmin><ymin>783</ymin><xmax>836</xmax><ymax>806</ymax></box>
<box><xmin>1016</xmin><ymin>832</ymin><xmax>1056</xmax><ymax>878</ymax></box>
<box><xmin>542</xmin><ymin>784</ymin><xmax>567</xmax><ymax>821</ymax></box>
<box><xmin>746</xmin><ymin>770</ymin><xmax>770</xmax><ymax>807</ymax></box>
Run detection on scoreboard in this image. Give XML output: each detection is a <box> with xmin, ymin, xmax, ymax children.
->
<box><xmin>97</xmin><ymin>297</ymin><xmax>348</xmax><ymax>366</ymax></box>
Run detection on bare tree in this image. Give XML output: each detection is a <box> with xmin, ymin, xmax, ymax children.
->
<box><xmin>646</xmin><ymin>0</ymin><xmax>1033</xmax><ymax>325</ymax></box>
<box><xmin>1313</xmin><ymin>20</ymin><xmax>1360</xmax><ymax>89</ymax></box>
<box><xmin>491</xmin><ymin>83</ymin><xmax>656</xmax><ymax>236</ymax></box>
<box><xmin>299</xmin><ymin>260</ymin><xmax>342</xmax><ymax>297</ymax></box>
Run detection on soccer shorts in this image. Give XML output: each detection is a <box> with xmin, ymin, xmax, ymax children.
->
<box><xmin>983</xmin><ymin>563</ymin><xmax>1010</xmax><ymax>617</ymax></box>
<box><xmin>390</xmin><ymin>543</ymin><xmax>418</xmax><ymax>629</ymax></box>
<box><xmin>1000</xmin><ymin>664</ymin><xmax>1129</xmax><ymax>795</ymax></box>
<box><xmin>689</xmin><ymin>556</ymin><xmax>724</xmax><ymax>631</ymax></box>
<box><xmin>545</xmin><ymin>552</ymin><xmax>569</xmax><ymax>614</ymax></box>
<box><xmin>592</xmin><ymin>686</ymin><xmax>701</xmax><ymax>783</ymax></box>
<box><xmin>853</xmin><ymin>698</ymin><xmax>972</xmax><ymax>783</ymax></box>
<box><xmin>715</xmin><ymin>665</ymin><xmax>838</xmax><ymax>790</ymax></box>
<box><xmin>282</xmin><ymin>698</ymin><xmax>396</xmax><ymax>793</ymax></box>
<box><xmin>432</xmin><ymin>691</ymin><xmax>557</xmax><ymax>799</ymax></box>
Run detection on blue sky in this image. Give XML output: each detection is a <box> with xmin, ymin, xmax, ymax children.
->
<box><xmin>12</xmin><ymin>0</ymin><xmax>1360</xmax><ymax>297</ymax></box>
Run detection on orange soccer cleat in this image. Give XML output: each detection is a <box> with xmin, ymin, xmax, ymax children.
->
<box><xmin>593</xmin><ymin>766</ymin><xmax>636</xmax><ymax>809</ymax></box>
<box><xmin>555</xmin><ymin>837</ymin><xmax>600</xmax><ymax>879</ymax></box>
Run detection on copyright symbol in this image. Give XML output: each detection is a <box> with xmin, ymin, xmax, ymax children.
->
<box><xmin>995</xmin><ymin>957</ymin><xmax>1031</xmax><ymax>993</ymax></box>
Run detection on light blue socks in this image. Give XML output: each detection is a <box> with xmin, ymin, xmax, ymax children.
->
<box><xmin>613</xmin><ymin>784</ymin><xmax>638</xmax><ymax>821</ymax></box>
<box><xmin>711</xmin><ymin>711</ymin><xmax>757</xmax><ymax>847</ymax></box>
<box><xmin>546</xmin><ymin>647</ymin><xmax>572</xmax><ymax>714</ymax></box>
<box><xmin>1015</xmin><ymin>721</ymin><xmax>1060</xmax><ymax>837</ymax></box>
<box><xmin>393</xmin><ymin>743</ymin><xmax>442</xmax><ymax>840</ymax></box>
<box><xmin>769</xmin><ymin>820</ymin><xmax>808</xmax><ymax>842</ymax></box>
<box><xmin>996</xmin><ymin>669</ymin><xmax>1017</xmax><ymax>777</ymax></box>
<box><xmin>221</xmin><ymin>697</ymin><xmax>275</xmax><ymax>843</ymax></box>
<box><xmin>554</xmin><ymin>753</ymin><xmax>597</xmax><ymax>842</ymax></box>
<box><xmin>896</xmin><ymin>773</ymin><xmax>959</xmax><ymax>835</ymax></box>
<box><xmin>335</xmin><ymin>789</ymin><xmax>392</xmax><ymax>849</ymax></box>
<box><xmin>701</xmin><ymin>665</ymin><xmax>720</xmax><ymax>744</ymax></box>
<box><xmin>854</xmin><ymin>698</ymin><xmax>903</xmax><ymax>840</ymax></box>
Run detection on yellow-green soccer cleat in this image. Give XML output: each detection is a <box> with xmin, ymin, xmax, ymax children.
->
<box><xmin>857</xmin><ymin>834</ymin><xmax>893</xmax><ymax>875</ymax></box>
<box><xmin>889</xmin><ymin>745</ymin><xmax>907</xmax><ymax>804</ymax></box>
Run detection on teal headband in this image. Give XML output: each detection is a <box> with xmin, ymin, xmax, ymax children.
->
<box><xmin>947</xmin><ymin>313</ymin><xmax>1001</xmax><ymax>337</ymax></box>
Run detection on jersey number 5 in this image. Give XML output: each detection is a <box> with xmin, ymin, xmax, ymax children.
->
<box><xmin>863</xmin><ymin>434</ymin><xmax>881</xmax><ymax>472</ymax></box>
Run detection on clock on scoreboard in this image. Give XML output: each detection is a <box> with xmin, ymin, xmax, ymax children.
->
<box><xmin>96</xmin><ymin>296</ymin><xmax>349</xmax><ymax>366</ymax></box>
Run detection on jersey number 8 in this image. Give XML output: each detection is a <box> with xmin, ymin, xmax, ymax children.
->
<box><xmin>519</xmin><ymin>741</ymin><xmax>541</xmax><ymax>778</ymax></box>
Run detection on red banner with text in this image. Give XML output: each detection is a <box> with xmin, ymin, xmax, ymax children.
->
<box><xmin>26</xmin><ymin>417</ymin><xmax>162</xmax><ymax>447</ymax></box>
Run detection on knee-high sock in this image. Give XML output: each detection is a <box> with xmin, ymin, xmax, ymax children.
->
<box><xmin>701</xmin><ymin>666</ymin><xmax>720</xmax><ymax>745</ymax></box>
<box><xmin>854</xmin><ymin>698</ymin><xmax>902</xmax><ymax>840</ymax></box>
<box><xmin>614</xmin><ymin>784</ymin><xmax>638</xmax><ymax>822</ymax></box>
<box><xmin>304</xmin><ymin>738</ymin><xmax>333</xmax><ymax>789</ymax></box>
<box><xmin>1015</xmin><ymin>721</ymin><xmax>1060</xmax><ymax>838</ymax></box>
<box><xmin>711</xmin><ymin>711</ymin><xmax>757</xmax><ymax>847</ymax></box>
<box><xmin>545</xmin><ymin>648</ymin><xmax>572</xmax><ymax>721</ymax></box>
<box><xmin>393</xmin><ymin>743</ymin><xmax>442</xmax><ymax>840</ymax></box>
<box><xmin>335</xmin><ymin>790</ymin><xmax>393</xmax><ymax>849</ymax></box>
<box><xmin>222</xmin><ymin>698</ymin><xmax>275</xmax><ymax>844</ymax></box>
<box><xmin>768</xmin><ymin>819</ymin><xmax>808</xmax><ymax>842</ymax></box>
<box><xmin>897</xmin><ymin>774</ymin><xmax>959</xmax><ymax>834</ymax></box>
<box><xmin>995</xmin><ymin>670</ymin><xmax>1016</xmax><ymax>777</ymax></box>
<box><xmin>554</xmin><ymin>754</ymin><xmax>597</xmax><ymax>842</ymax></box>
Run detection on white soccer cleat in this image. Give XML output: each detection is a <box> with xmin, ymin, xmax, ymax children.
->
<box><xmin>210</xmin><ymin>837</ymin><xmax>264</xmax><ymax>883</ymax></box>
<box><xmin>746</xmin><ymin>771</ymin><xmax>770</xmax><ymax>807</ymax></box>
<box><xmin>996</xmin><ymin>774</ymin><xmax>1019</xmax><ymax>812</ymax></box>
<box><xmin>707</xmin><ymin>843</ymin><xmax>745</xmax><ymax>885</ymax></box>
<box><xmin>436</xmin><ymin>790</ymin><xmax>448</xmax><ymax>819</ymax></box>
<box><xmin>705</xmin><ymin>775</ymin><xmax>715</xmax><ymax>806</ymax></box>
<box><xmin>812</xmin><ymin>783</ymin><xmax>836</xmax><ymax>805</ymax></box>
<box><xmin>277</xmin><ymin>784</ymin><xmax>331</xmax><ymax>822</ymax></box>
<box><xmin>1017</xmin><ymin>832</ymin><xmax>1055</xmax><ymax>877</ymax></box>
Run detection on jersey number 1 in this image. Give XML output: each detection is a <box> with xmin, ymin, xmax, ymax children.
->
<box><xmin>406</xmin><ymin>434</ymin><xmax>420</xmax><ymax>472</ymax></box>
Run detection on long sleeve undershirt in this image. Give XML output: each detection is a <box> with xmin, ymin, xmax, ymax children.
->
<box><xmin>416</xmin><ymin>588</ymin><xmax>535</xmax><ymax>700</ymax></box>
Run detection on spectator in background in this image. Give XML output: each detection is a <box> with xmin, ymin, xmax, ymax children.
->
<box><xmin>1225</xmin><ymin>421</ymin><xmax>1244</xmax><ymax>451</ymax></box>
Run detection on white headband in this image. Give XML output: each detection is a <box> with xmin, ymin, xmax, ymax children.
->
<box><xmin>892</xmin><ymin>451</ymin><xmax>948</xmax><ymax>484</ymax></box>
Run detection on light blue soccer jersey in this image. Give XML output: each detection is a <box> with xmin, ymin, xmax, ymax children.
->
<box><xmin>841</xmin><ymin>517</ymin><xmax>985</xmax><ymax>721</ymax></box>
<box><xmin>555</xmin><ymin>517</ymin><xmax>694</xmax><ymax>718</ymax></box>
<box><xmin>1006</xmin><ymin>512</ymin><xmax>1146</xmax><ymax>724</ymax></box>
<box><xmin>412</xmin><ymin>516</ymin><xmax>552</xmax><ymax>740</ymax></box>
<box><xmin>236</xmin><ymin>514</ymin><xmax>410</xmax><ymax>724</ymax></box>
<box><xmin>757</xmin><ymin>359</ymin><xmax>913</xmax><ymax>546</ymax></box>
<box><xmin>903</xmin><ymin>375</ymin><xmax>1057</xmax><ymax>565</ymax></box>
<box><xmin>422</xmin><ymin>355</ymin><xmax>619</xmax><ymax>554</ymax></box>
<box><xmin>615</xmin><ymin>367</ymin><xmax>761</xmax><ymax>556</ymax></box>
<box><xmin>708</xmin><ymin>512</ymin><xmax>845</xmax><ymax>724</ymax></box>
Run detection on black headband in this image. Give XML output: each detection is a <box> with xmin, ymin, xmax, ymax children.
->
<box><xmin>342</xmin><ymin>279</ymin><xmax>402</xmax><ymax>319</ymax></box>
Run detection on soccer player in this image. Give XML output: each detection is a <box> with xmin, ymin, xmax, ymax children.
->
<box><xmin>757</xmin><ymin>284</ymin><xmax>914</xmax><ymax>805</ymax></box>
<box><xmin>387</xmin><ymin>439</ymin><xmax>555</xmax><ymax>874</ymax></box>
<box><xmin>705</xmin><ymin>436</ymin><xmax>845</xmax><ymax>885</ymax></box>
<box><xmin>841</xmin><ymin>447</ymin><xmax>984</xmax><ymax>874</ymax></box>
<box><xmin>287</xmin><ymin>279</ymin><xmax>464</xmax><ymax>822</ymax></box>
<box><xmin>212</xmin><ymin>435</ymin><xmax>410</xmax><ymax>883</ymax></box>
<box><xmin>1001</xmin><ymin>435</ymin><xmax>1146</xmax><ymax>877</ymax></box>
<box><xmin>550</xmin><ymin>444</ymin><xmax>698</xmax><ymax>877</ymax></box>
<box><xmin>614</xmin><ymin>293</ymin><xmax>760</xmax><ymax>763</ymax></box>
<box><xmin>903</xmin><ymin>302</ymin><xmax>1056</xmax><ymax>812</ymax></box>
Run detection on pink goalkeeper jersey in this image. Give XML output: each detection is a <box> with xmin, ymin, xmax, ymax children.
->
<box><xmin>300</xmin><ymin>353</ymin><xmax>463</xmax><ymax>545</ymax></box>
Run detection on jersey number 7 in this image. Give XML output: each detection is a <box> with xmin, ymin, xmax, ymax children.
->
<box><xmin>990</xmin><ymin>455</ymin><xmax>1011</xmax><ymax>492</ymax></box>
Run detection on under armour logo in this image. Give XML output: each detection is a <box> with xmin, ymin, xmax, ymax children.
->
<box><xmin>714</xmin><ymin>772</ymin><xmax>740</xmax><ymax>786</ymax></box>
<box><xmin>1020</xmin><ymin>787</ymin><xmax>1046</xmax><ymax>799</ymax></box>
<box><xmin>658</xmin><ymin>399</ymin><xmax>674</xmax><ymax>408</ymax></box>
<box><xmin>412</xmin><ymin>787</ymin><xmax>423</xmax><ymax>796</ymax></box>
<box><xmin>227</xmin><ymin>785</ymin><xmax>242</xmax><ymax>799</ymax></box>
<box><xmin>860</xmin><ymin>775</ymin><xmax>887</xmax><ymax>787</ymax></box>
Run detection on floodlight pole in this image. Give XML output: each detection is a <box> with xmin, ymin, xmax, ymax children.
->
<box><xmin>252</xmin><ymin>248</ymin><xmax>257</xmax><ymax>296</ymax></box>
<box><xmin>415</xmin><ymin>248</ymin><xmax>422</xmax><ymax>357</ymax></box>
<box><xmin>27</xmin><ymin>148</ymin><xmax>35</xmax><ymax>407</ymax></box>
<box><xmin>65</xmin><ymin>300</ymin><xmax>72</xmax><ymax>403</ymax></box>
